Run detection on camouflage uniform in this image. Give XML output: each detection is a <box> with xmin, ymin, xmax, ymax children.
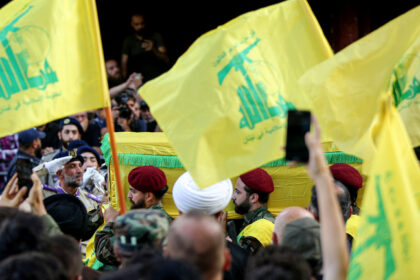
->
<box><xmin>236</xmin><ymin>205</ymin><xmax>274</xmax><ymax>253</ymax></box>
<box><xmin>95</xmin><ymin>208</ymin><xmax>169</xmax><ymax>268</ymax></box>
<box><xmin>149</xmin><ymin>203</ymin><xmax>173</xmax><ymax>224</ymax></box>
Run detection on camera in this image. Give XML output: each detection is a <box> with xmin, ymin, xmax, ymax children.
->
<box><xmin>118</xmin><ymin>104</ymin><xmax>132</xmax><ymax>119</ymax></box>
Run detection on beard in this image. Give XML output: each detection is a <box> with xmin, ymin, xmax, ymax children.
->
<box><xmin>130</xmin><ymin>197</ymin><xmax>146</xmax><ymax>209</ymax></box>
<box><xmin>234</xmin><ymin>199</ymin><xmax>252</xmax><ymax>215</ymax></box>
<box><xmin>35</xmin><ymin>146</ymin><xmax>42</xmax><ymax>158</ymax></box>
<box><xmin>64</xmin><ymin>173</ymin><xmax>82</xmax><ymax>189</ymax></box>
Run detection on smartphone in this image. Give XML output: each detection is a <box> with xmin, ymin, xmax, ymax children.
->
<box><xmin>16</xmin><ymin>158</ymin><xmax>33</xmax><ymax>193</ymax></box>
<box><xmin>285</xmin><ymin>110</ymin><xmax>311</xmax><ymax>163</ymax></box>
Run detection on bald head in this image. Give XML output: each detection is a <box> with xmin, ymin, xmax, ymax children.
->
<box><xmin>273</xmin><ymin>207</ymin><xmax>314</xmax><ymax>245</ymax></box>
<box><xmin>166</xmin><ymin>211</ymin><xmax>226</xmax><ymax>280</ymax></box>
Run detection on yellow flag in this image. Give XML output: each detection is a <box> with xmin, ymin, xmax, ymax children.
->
<box><xmin>140</xmin><ymin>0</ymin><xmax>332</xmax><ymax>187</ymax></box>
<box><xmin>348</xmin><ymin>100</ymin><xmax>420</xmax><ymax>279</ymax></box>
<box><xmin>300</xmin><ymin>5</ymin><xmax>420</xmax><ymax>164</ymax></box>
<box><xmin>0</xmin><ymin>0</ymin><xmax>109</xmax><ymax>137</ymax></box>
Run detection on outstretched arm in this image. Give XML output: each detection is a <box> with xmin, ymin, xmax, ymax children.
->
<box><xmin>305</xmin><ymin>115</ymin><xmax>349</xmax><ymax>280</ymax></box>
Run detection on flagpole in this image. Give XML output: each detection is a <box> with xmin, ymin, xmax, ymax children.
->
<box><xmin>104</xmin><ymin>106</ymin><xmax>127</xmax><ymax>214</ymax></box>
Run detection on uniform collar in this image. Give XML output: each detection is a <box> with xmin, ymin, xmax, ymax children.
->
<box><xmin>243</xmin><ymin>205</ymin><xmax>268</xmax><ymax>224</ymax></box>
<box><xmin>57</xmin><ymin>184</ymin><xmax>80</xmax><ymax>197</ymax></box>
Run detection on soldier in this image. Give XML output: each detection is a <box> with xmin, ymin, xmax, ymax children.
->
<box><xmin>231</xmin><ymin>168</ymin><xmax>275</xmax><ymax>253</ymax></box>
<box><xmin>109</xmin><ymin>209</ymin><xmax>169</xmax><ymax>267</ymax></box>
<box><xmin>126</xmin><ymin>165</ymin><xmax>172</xmax><ymax>222</ymax></box>
<box><xmin>39</xmin><ymin>117</ymin><xmax>84</xmax><ymax>186</ymax></box>
<box><xmin>94</xmin><ymin>166</ymin><xmax>172</xmax><ymax>269</ymax></box>
<box><xmin>41</xmin><ymin>149</ymin><xmax>103</xmax><ymax>257</ymax></box>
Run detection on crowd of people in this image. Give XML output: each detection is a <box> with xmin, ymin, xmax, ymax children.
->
<box><xmin>0</xmin><ymin>111</ymin><xmax>368</xmax><ymax>280</ymax></box>
<box><xmin>1</xmin><ymin>10</ymin><xmax>420</xmax><ymax>280</ymax></box>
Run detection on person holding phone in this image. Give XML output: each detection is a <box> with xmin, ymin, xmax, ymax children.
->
<box><xmin>1</xmin><ymin>128</ymin><xmax>45</xmax><ymax>194</ymax></box>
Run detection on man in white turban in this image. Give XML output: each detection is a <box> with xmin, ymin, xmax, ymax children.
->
<box><xmin>171</xmin><ymin>171</ymin><xmax>249</xmax><ymax>280</ymax></box>
<box><xmin>172</xmin><ymin>171</ymin><xmax>233</xmax><ymax>217</ymax></box>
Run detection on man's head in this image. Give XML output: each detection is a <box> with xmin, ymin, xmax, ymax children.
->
<box><xmin>131</xmin><ymin>14</ymin><xmax>146</xmax><ymax>35</ymax></box>
<box><xmin>245</xmin><ymin>245</ymin><xmax>312</xmax><ymax>280</ymax></box>
<box><xmin>105</xmin><ymin>59</ymin><xmax>121</xmax><ymax>80</ymax></box>
<box><xmin>78</xmin><ymin>145</ymin><xmax>100</xmax><ymax>170</ymax></box>
<box><xmin>140</xmin><ymin>101</ymin><xmax>154</xmax><ymax>122</ymax></box>
<box><xmin>127</xmin><ymin>166</ymin><xmax>168</xmax><ymax>209</ymax></box>
<box><xmin>44</xmin><ymin>194</ymin><xmax>88</xmax><ymax>241</ymax></box>
<box><xmin>0</xmin><ymin>252</ymin><xmax>67</xmax><ymax>280</ymax></box>
<box><xmin>54</xmin><ymin>150</ymin><xmax>84</xmax><ymax>189</ymax></box>
<box><xmin>273</xmin><ymin>213</ymin><xmax>322</xmax><ymax>276</ymax></box>
<box><xmin>113</xmin><ymin>209</ymin><xmax>169</xmax><ymax>264</ymax></box>
<box><xmin>166</xmin><ymin>211</ymin><xmax>230</xmax><ymax>280</ymax></box>
<box><xmin>72</xmin><ymin>112</ymin><xmax>89</xmax><ymax>132</ymax></box>
<box><xmin>58</xmin><ymin>117</ymin><xmax>83</xmax><ymax>149</ymax></box>
<box><xmin>309</xmin><ymin>180</ymin><xmax>352</xmax><ymax>222</ymax></box>
<box><xmin>329</xmin><ymin>163</ymin><xmax>363</xmax><ymax>208</ymax></box>
<box><xmin>0</xmin><ymin>211</ymin><xmax>45</xmax><ymax>262</ymax></box>
<box><xmin>172</xmin><ymin>171</ymin><xmax>232</xmax><ymax>216</ymax></box>
<box><xmin>273</xmin><ymin>207</ymin><xmax>314</xmax><ymax>245</ymax></box>
<box><xmin>17</xmin><ymin>128</ymin><xmax>45</xmax><ymax>158</ymax></box>
<box><xmin>43</xmin><ymin>234</ymin><xmax>83</xmax><ymax>280</ymax></box>
<box><xmin>233</xmin><ymin>168</ymin><xmax>274</xmax><ymax>215</ymax></box>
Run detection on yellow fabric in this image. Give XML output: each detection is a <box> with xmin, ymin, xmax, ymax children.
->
<box><xmin>83</xmin><ymin>204</ymin><xmax>109</xmax><ymax>268</ymax></box>
<box><xmin>348</xmin><ymin>100</ymin><xmax>420</xmax><ymax>279</ymax></box>
<box><xmin>346</xmin><ymin>214</ymin><xmax>361</xmax><ymax>240</ymax></box>
<box><xmin>300</xmin><ymin>5</ymin><xmax>420</xmax><ymax>169</ymax></box>
<box><xmin>237</xmin><ymin>218</ymin><xmax>274</xmax><ymax>247</ymax></box>
<box><xmin>0</xmin><ymin>0</ymin><xmax>109</xmax><ymax>137</ymax></box>
<box><xmin>139</xmin><ymin>0</ymin><xmax>333</xmax><ymax>188</ymax></box>
<box><xmin>106</xmin><ymin>133</ymin><xmax>365</xmax><ymax>219</ymax></box>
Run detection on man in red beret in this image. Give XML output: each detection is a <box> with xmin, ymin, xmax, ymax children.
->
<box><xmin>126</xmin><ymin>166</ymin><xmax>172</xmax><ymax>223</ymax></box>
<box><xmin>95</xmin><ymin>166</ymin><xmax>172</xmax><ymax>269</ymax></box>
<box><xmin>329</xmin><ymin>163</ymin><xmax>363</xmax><ymax>215</ymax></box>
<box><xmin>231</xmin><ymin>168</ymin><xmax>275</xmax><ymax>253</ymax></box>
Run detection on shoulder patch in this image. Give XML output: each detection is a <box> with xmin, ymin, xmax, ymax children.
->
<box><xmin>87</xmin><ymin>193</ymin><xmax>101</xmax><ymax>203</ymax></box>
<box><xmin>42</xmin><ymin>184</ymin><xmax>58</xmax><ymax>193</ymax></box>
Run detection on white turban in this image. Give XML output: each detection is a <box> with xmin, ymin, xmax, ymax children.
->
<box><xmin>173</xmin><ymin>172</ymin><xmax>233</xmax><ymax>215</ymax></box>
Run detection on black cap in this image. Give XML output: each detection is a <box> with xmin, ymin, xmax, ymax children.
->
<box><xmin>44</xmin><ymin>194</ymin><xmax>88</xmax><ymax>241</ymax></box>
<box><xmin>52</xmin><ymin>149</ymin><xmax>84</xmax><ymax>165</ymax></box>
<box><xmin>59</xmin><ymin>117</ymin><xmax>84</xmax><ymax>135</ymax></box>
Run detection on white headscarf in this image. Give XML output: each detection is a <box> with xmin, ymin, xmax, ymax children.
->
<box><xmin>173</xmin><ymin>171</ymin><xmax>233</xmax><ymax>215</ymax></box>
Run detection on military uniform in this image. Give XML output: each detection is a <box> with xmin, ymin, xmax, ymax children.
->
<box><xmin>149</xmin><ymin>203</ymin><xmax>173</xmax><ymax>224</ymax></box>
<box><xmin>237</xmin><ymin>205</ymin><xmax>275</xmax><ymax>253</ymax></box>
<box><xmin>42</xmin><ymin>184</ymin><xmax>101</xmax><ymax>212</ymax></box>
<box><xmin>94</xmin><ymin>203</ymin><xmax>171</xmax><ymax>268</ymax></box>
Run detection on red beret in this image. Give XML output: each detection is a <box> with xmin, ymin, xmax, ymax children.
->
<box><xmin>240</xmin><ymin>168</ymin><xmax>274</xmax><ymax>193</ymax></box>
<box><xmin>329</xmin><ymin>163</ymin><xmax>363</xmax><ymax>189</ymax></box>
<box><xmin>128</xmin><ymin>166</ymin><xmax>167</xmax><ymax>192</ymax></box>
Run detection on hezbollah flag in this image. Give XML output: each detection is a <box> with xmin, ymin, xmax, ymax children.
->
<box><xmin>0</xmin><ymin>0</ymin><xmax>109</xmax><ymax>137</ymax></box>
<box><xmin>348</xmin><ymin>99</ymin><xmax>420</xmax><ymax>279</ymax></box>
<box><xmin>300</xmin><ymin>5</ymin><xmax>420</xmax><ymax>165</ymax></box>
<box><xmin>140</xmin><ymin>0</ymin><xmax>332</xmax><ymax>188</ymax></box>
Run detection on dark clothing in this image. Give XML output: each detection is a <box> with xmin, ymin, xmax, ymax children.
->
<box><xmin>146</xmin><ymin>120</ymin><xmax>158</xmax><ymax>132</ymax></box>
<box><xmin>83</xmin><ymin>122</ymin><xmax>102</xmax><ymax>148</ymax></box>
<box><xmin>122</xmin><ymin>33</ymin><xmax>167</xmax><ymax>82</ymax></box>
<box><xmin>41</xmin><ymin>120</ymin><xmax>61</xmax><ymax>149</ymax></box>
<box><xmin>1</xmin><ymin>150</ymin><xmax>41</xmax><ymax>194</ymax></box>
<box><xmin>224</xmin><ymin>241</ymin><xmax>249</xmax><ymax>280</ymax></box>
